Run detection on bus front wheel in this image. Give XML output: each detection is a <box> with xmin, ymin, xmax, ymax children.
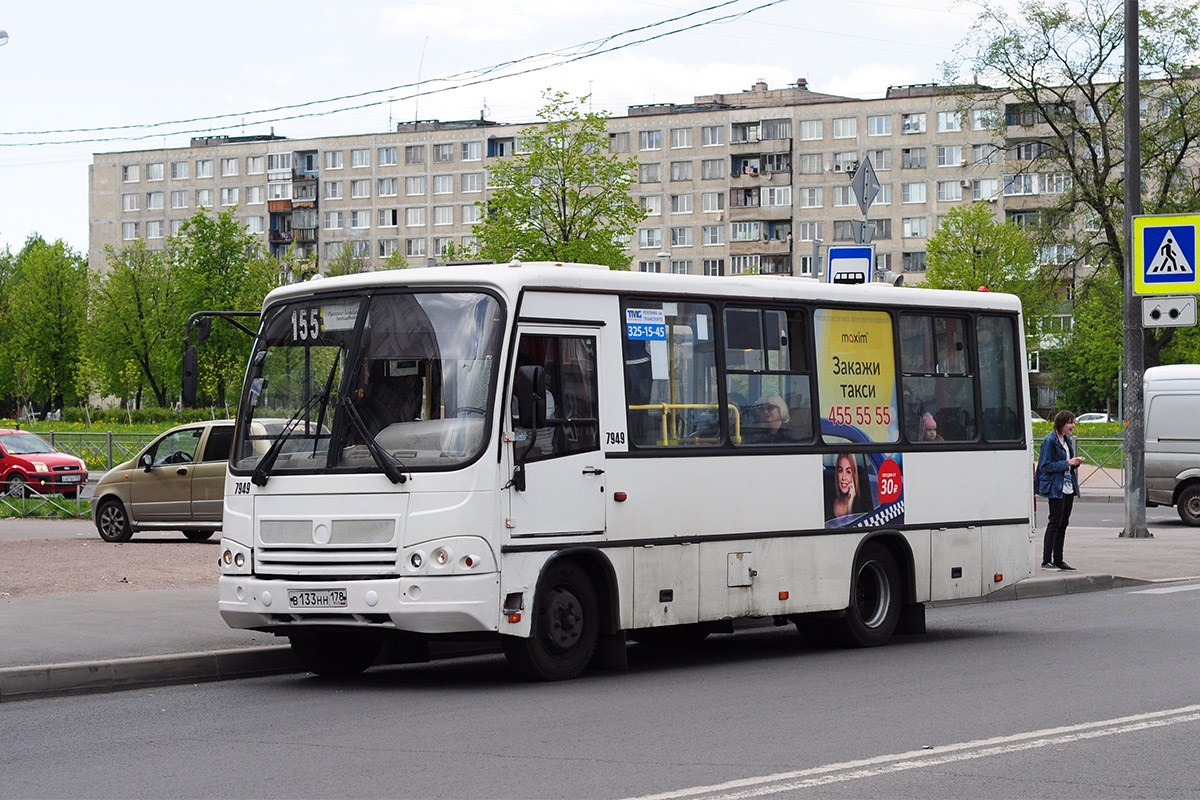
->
<box><xmin>503</xmin><ymin>561</ymin><xmax>599</xmax><ymax>681</ymax></box>
<box><xmin>289</xmin><ymin>632</ymin><xmax>382</xmax><ymax>678</ymax></box>
<box><xmin>833</xmin><ymin>542</ymin><xmax>901</xmax><ymax>648</ymax></box>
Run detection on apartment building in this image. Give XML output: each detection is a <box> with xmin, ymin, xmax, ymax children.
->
<box><xmin>90</xmin><ymin>79</ymin><xmax>1056</xmax><ymax>281</ymax></box>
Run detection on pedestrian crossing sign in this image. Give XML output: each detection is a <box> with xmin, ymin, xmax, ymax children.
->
<box><xmin>1134</xmin><ymin>213</ymin><xmax>1200</xmax><ymax>294</ymax></box>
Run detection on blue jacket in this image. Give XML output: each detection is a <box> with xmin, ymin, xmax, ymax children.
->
<box><xmin>1035</xmin><ymin>430</ymin><xmax>1081</xmax><ymax>498</ymax></box>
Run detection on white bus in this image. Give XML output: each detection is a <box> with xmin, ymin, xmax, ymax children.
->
<box><xmin>218</xmin><ymin>262</ymin><xmax>1035</xmax><ymax>680</ymax></box>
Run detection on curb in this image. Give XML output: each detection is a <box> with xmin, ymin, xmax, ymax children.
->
<box><xmin>0</xmin><ymin>645</ymin><xmax>301</xmax><ymax>703</ymax></box>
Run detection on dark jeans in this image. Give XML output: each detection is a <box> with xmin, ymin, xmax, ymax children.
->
<box><xmin>1043</xmin><ymin>495</ymin><xmax>1075</xmax><ymax>564</ymax></box>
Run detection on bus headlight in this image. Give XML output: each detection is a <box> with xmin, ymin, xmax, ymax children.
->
<box><xmin>220</xmin><ymin>539</ymin><xmax>253</xmax><ymax>575</ymax></box>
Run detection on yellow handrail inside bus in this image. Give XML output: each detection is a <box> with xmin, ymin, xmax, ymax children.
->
<box><xmin>627</xmin><ymin>403</ymin><xmax>743</xmax><ymax>445</ymax></box>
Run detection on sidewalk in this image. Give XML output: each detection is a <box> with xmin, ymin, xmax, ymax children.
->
<box><xmin>2</xmin><ymin>466</ymin><xmax>1196</xmax><ymax>702</ymax></box>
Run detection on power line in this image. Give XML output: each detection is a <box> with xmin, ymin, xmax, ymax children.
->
<box><xmin>0</xmin><ymin>0</ymin><xmax>781</xmax><ymax>147</ymax></box>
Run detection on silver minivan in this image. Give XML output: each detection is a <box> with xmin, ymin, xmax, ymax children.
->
<box><xmin>1145</xmin><ymin>364</ymin><xmax>1200</xmax><ymax>525</ymax></box>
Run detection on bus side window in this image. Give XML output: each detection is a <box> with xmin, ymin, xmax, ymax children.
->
<box><xmin>513</xmin><ymin>334</ymin><xmax>599</xmax><ymax>462</ymax></box>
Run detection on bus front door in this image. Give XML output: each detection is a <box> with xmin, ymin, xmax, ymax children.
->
<box><xmin>506</xmin><ymin>329</ymin><xmax>605</xmax><ymax>539</ymax></box>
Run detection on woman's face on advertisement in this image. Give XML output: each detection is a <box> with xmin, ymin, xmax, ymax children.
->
<box><xmin>836</xmin><ymin>457</ymin><xmax>855</xmax><ymax>494</ymax></box>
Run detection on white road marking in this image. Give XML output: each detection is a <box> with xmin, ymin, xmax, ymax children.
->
<box><xmin>1130</xmin><ymin>583</ymin><xmax>1200</xmax><ymax>594</ymax></box>
<box><xmin>624</xmin><ymin>705</ymin><xmax>1200</xmax><ymax>800</ymax></box>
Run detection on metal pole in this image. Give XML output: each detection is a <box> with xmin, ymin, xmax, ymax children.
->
<box><xmin>1122</xmin><ymin>0</ymin><xmax>1150</xmax><ymax>538</ymax></box>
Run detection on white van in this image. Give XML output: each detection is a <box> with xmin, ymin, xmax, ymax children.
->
<box><xmin>1145</xmin><ymin>364</ymin><xmax>1200</xmax><ymax>525</ymax></box>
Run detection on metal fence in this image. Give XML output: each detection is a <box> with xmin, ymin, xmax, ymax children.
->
<box><xmin>1034</xmin><ymin>436</ymin><xmax>1125</xmax><ymax>489</ymax></box>
<box><xmin>41</xmin><ymin>431</ymin><xmax>159</xmax><ymax>472</ymax></box>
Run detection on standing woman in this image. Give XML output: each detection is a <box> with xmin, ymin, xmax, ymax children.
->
<box><xmin>1035</xmin><ymin>410</ymin><xmax>1085</xmax><ymax>570</ymax></box>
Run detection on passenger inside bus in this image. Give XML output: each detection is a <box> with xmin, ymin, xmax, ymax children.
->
<box><xmin>747</xmin><ymin>395</ymin><xmax>792</xmax><ymax>444</ymax></box>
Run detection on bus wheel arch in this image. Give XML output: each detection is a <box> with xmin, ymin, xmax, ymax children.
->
<box><xmin>502</xmin><ymin>549</ymin><xmax>616</xmax><ymax>680</ymax></box>
<box><xmin>833</xmin><ymin>534</ymin><xmax>909</xmax><ymax>647</ymax></box>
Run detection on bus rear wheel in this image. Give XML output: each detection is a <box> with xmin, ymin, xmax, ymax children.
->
<box><xmin>832</xmin><ymin>542</ymin><xmax>901</xmax><ymax>648</ymax></box>
<box><xmin>289</xmin><ymin>632</ymin><xmax>382</xmax><ymax>678</ymax></box>
<box><xmin>503</xmin><ymin>561</ymin><xmax>598</xmax><ymax>681</ymax></box>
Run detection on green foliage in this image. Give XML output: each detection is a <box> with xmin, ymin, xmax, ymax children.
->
<box><xmin>6</xmin><ymin>235</ymin><xmax>89</xmax><ymax>411</ymax></box>
<box><xmin>382</xmin><ymin>248</ymin><xmax>411</xmax><ymax>270</ymax></box>
<box><xmin>473</xmin><ymin>89</ymin><xmax>645</xmax><ymax>270</ymax></box>
<box><xmin>324</xmin><ymin>244</ymin><xmax>370</xmax><ymax>276</ymax></box>
<box><xmin>924</xmin><ymin>203</ymin><xmax>1059</xmax><ymax>347</ymax></box>
<box><xmin>89</xmin><ymin>239</ymin><xmax>180</xmax><ymax>408</ymax></box>
<box><xmin>1053</xmin><ymin>265</ymin><xmax>1123</xmax><ymax>412</ymax></box>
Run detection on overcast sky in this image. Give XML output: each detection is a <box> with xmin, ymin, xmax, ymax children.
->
<box><xmin>0</xmin><ymin>0</ymin><xmax>1003</xmax><ymax>257</ymax></box>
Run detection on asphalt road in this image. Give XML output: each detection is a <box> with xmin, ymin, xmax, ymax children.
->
<box><xmin>3</xmin><ymin>581</ymin><xmax>1199</xmax><ymax>799</ymax></box>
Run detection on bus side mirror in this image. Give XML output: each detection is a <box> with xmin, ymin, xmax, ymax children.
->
<box><xmin>196</xmin><ymin>317</ymin><xmax>214</xmax><ymax>343</ymax></box>
<box><xmin>516</xmin><ymin>365</ymin><xmax>547</xmax><ymax>429</ymax></box>
<box><xmin>182</xmin><ymin>346</ymin><xmax>198</xmax><ymax>407</ymax></box>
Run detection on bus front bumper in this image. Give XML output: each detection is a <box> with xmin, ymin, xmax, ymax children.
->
<box><xmin>218</xmin><ymin>573</ymin><xmax>501</xmax><ymax>635</ymax></box>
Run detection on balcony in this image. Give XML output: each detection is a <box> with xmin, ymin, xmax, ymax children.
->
<box><xmin>294</xmin><ymin>227</ymin><xmax>318</xmax><ymax>243</ymax></box>
<box><xmin>730</xmin><ymin>137</ymin><xmax>791</xmax><ymax>155</ymax></box>
<box><xmin>269</xmin><ymin>230</ymin><xmax>294</xmax><ymax>244</ymax></box>
<box><xmin>729</xmin><ymin>236</ymin><xmax>793</xmax><ymax>256</ymax></box>
<box><xmin>268</xmin><ymin>199</ymin><xmax>293</xmax><ymax>213</ymax></box>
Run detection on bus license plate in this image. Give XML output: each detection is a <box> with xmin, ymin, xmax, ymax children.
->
<box><xmin>288</xmin><ymin>589</ymin><xmax>348</xmax><ymax>608</ymax></box>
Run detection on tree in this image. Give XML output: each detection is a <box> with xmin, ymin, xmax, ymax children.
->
<box><xmin>924</xmin><ymin>203</ymin><xmax>1059</xmax><ymax>348</ymax></box>
<box><xmin>0</xmin><ymin>241</ymin><xmax>16</xmax><ymax>415</ymax></box>
<box><xmin>171</xmin><ymin>210</ymin><xmax>282</xmax><ymax>408</ymax></box>
<box><xmin>324</xmin><ymin>243</ymin><xmax>370</xmax><ymax>276</ymax></box>
<box><xmin>89</xmin><ymin>239</ymin><xmax>180</xmax><ymax>408</ymax></box>
<box><xmin>1053</xmin><ymin>267</ymin><xmax>1124</xmax><ymax>411</ymax></box>
<box><xmin>951</xmin><ymin>0</ymin><xmax>1200</xmax><ymax>370</ymax></box>
<box><xmin>7</xmin><ymin>235</ymin><xmax>88</xmax><ymax>414</ymax></box>
<box><xmin>473</xmin><ymin>89</ymin><xmax>646</xmax><ymax>269</ymax></box>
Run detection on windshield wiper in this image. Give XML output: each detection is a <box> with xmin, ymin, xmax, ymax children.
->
<box><xmin>250</xmin><ymin>391</ymin><xmax>323</xmax><ymax>487</ymax></box>
<box><xmin>339</xmin><ymin>394</ymin><xmax>408</xmax><ymax>484</ymax></box>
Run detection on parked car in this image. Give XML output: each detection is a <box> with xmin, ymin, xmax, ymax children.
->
<box><xmin>1076</xmin><ymin>412</ymin><xmax>1111</xmax><ymax>424</ymax></box>
<box><xmin>1031</xmin><ymin>411</ymin><xmax>1046</xmax><ymax>423</ymax></box>
<box><xmin>0</xmin><ymin>429</ymin><xmax>88</xmax><ymax>498</ymax></box>
<box><xmin>92</xmin><ymin>420</ymin><xmax>235</xmax><ymax>543</ymax></box>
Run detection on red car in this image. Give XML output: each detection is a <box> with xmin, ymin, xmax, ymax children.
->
<box><xmin>0</xmin><ymin>429</ymin><xmax>89</xmax><ymax>498</ymax></box>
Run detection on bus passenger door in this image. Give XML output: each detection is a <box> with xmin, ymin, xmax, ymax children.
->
<box><xmin>506</xmin><ymin>329</ymin><xmax>606</xmax><ymax>539</ymax></box>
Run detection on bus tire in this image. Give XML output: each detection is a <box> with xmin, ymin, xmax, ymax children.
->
<box><xmin>1177</xmin><ymin>484</ymin><xmax>1200</xmax><ymax>526</ymax></box>
<box><xmin>289</xmin><ymin>632</ymin><xmax>382</xmax><ymax>678</ymax></box>
<box><xmin>832</xmin><ymin>542</ymin><xmax>901</xmax><ymax>648</ymax></box>
<box><xmin>502</xmin><ymin>561</ymin><xmax>598</xmax><ymax>681</ymax></box>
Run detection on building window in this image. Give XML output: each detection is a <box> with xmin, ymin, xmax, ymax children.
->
<box><xmin>901</xmin><ymin>182</ymin><xmax>927</xmax><ymax>203</ymax></box>
<box><xmin>732</xmin><ymin>122</ymin><xmax>759</xmax><ymax>143</ymax></box>
<box><xmin>901</xmin><ymin>148</ymin><xmax>927</xmax><ymax>169</ymax></box>
<box><xmin>462</xmin><ymin>204</ymin><xmax>481</xmax><ymax>224</ymax></box>
<box><xmin>609</xmin><ymin>132</ymin><xmax>630</xmax><ymax>153</ymax></box>
<box><xmin>702</xmin><ymin>126</ymin><xmax>724</xmax><ymax>146</ymax></box>
<box><xmin>799</xmin><ymin>187</ymin><xmax>823</xmax><ymax>208</ymax></box>
<box><xmin>937</xmin><ymin>111</ymin><xmax>962</xmax><ymax>132</ymax></box>
<box><xmin>350</xmin><ymin>240</ymin><xmax>370</xmax><ymax>258</ymax></box>
<box><xmin>170</xmin><ymin>219</ymin><xmax>185</xmax><ymax>236</ymax></box>
<box><xmin>937</xmin><ymin>180</ymin><xmax>964</xmax><ymax>202</ymax></box>
<box><xmin>701</xmin><ymin>191</ymin><xmax>724</xmax><ymax>212</ymax></box>
<box><xmin>833</xmin><ymin>117</ymin><xmax>857</xmax><ymax>138</ymax></box>
<box><xmin>266</xmin><ymin>153</ymin><xmax>291</xmax><ymax>172</ymax></box>
<box><xmin>462</xmin><ymin>173</ymin><xmax>483</xmax><ymax>193</ymax></box>
<box><xmin>670</xmin><ymin>259</ymin><xmax>692</xmax><ymax>274</ymax></box>
<box><xmin>731</xmin><ymin>221</ymin><xmax>760</xmax><ymax>242</ymax></box>
<box><xmin>902</xmin><ymin>217</ymin><xmax>928</xmax><ymax>238</ymax></box>
<box><xmin>434</xmin><ymin>206</ymin><xmax>453</xmax><ymax>226</ymax></box>
<box><xmin>122</xmin><ymin>222</ymin><xmax>138</xmax><ymax>240</ymax></box>
<box><xmin>639</xmin><ymin>228</ymin><xmax>662</xmax><ymax>249</ymax></box>
<box><xmin>379</xmin><ymin>238</ymin><xmax>399</xmax><ymax>258</ymax></box>
<box><xmin>872</xmin><ymin>219</ymin><xmax>893</xmax><ymax>239</ymax></box>
<box><xmin>640</xmin><ymin>196</ymin><xmax>662</xmax><ymax>216</ymax></box>
<box><xmin>638</xmin><ymin>163</ymin><xmax>661</xmax><ymax>183</ymax></box>
<box><xmin>764</xmin><ymin>186</ymin><xmax>791</xmax><ymax>206</ymax></box>
<box><xmin>1043</xmin><ymin>173</ymin><xmax>1072</xmax><ymax>193</ymax></box>
<box><xmin>670</xmin><ymin>128</ymin><xmax>692</xmax><ymax>148</ymax></box>
<box><xmin>324</xmin><ymin>242</ymin><xmax>344</xmax><ymax>261</ymax></box>
<box><xmin>670</xmin><ymin>161</ymin><xmax>692</xmax><ymax>181</ymax></box>
<box><xmin>267</xmin><ymin>183</ymin><xmax>291</xmax><ymax>201</ymax></box>
<box><xmin>378</xmin><ymin>177</ymin><xmax>398</xmax><ymax>197</ymax></box>
<box><xmin>146</xmin><ymin>163</ymin><xmax>163</xmax><ymax>181</ymax></box>
<box><xmin>221</xmin><ymin>158</ymin><xmax>239</xmax><ymax>177</ymax></box>
<box><xmin>834</xmin><ymin>186</ymin><xmax>856</xmax><ymax>207</ymax></box>
<box><xmin>702</xmin><ymin>258</ymin><xmax>723</xmax><ymax>276</ymax></box>
<box><xmin>405</xmin><ymin>238</ymin><xmax>426</xmax><ymax>257</ymax></box>
<box><xmin>799</xmin><ymin>222</ymin><xmax>822</xmax><ymax>241</ymax></box>
<box><xmin>220</xmin><ymin>187</ymin><xmax>239</xmax><ymax>206</ymax></box>
<box><xmin>405</xmin><ymin>176</ymin><xmax>426</xmax><ymax>196</ymax></box>
<box><xmin>122</xmin><ymin>193</ymin><xmax>139</xmax><ymax>212</ymax></box>
<box><xmin>866</xmin><ymin>149</ymin><xmax>891</xmax><ymax>170</ymax></box>
<box><xmin>461</xmin><ymin>141</ymin><xmax>482</xmax><ymax>161</ymax></box>
<box><xmin>871</xmin><ymin>184</ymin><xmax>893</xmax><ymax>205</ymax></box>
<box><xmin>638</xmin><ymin>261</ymin><xmax>662</xmax><ymax>273</ymax></box>
<box><xmin>433</xmin><ymin>175</ymin><xmax>453</xmax><ymax>194</ymax></box>
<box><xmin>1004</xmin><ymin>173</ymin><xmax>1037</xmax><ymax>195</ymax></box>
<box><xmin>378</xmin><ymin>147</ymin><xmax>398</xmax><ymax>166</ymax></box>
<box><xmin>833</xmin><ymin>220</ymin><xmax>855</xmax><ymax>242</ymax></box>
<box><xmin>972</xmin><ymin>144</ymin><xmax>999</xmax><ymax>165</ymax></box>
<box><xmin>325</xmin><ymin>211</ymin><xmax>343</xmax><ymax>230</ymax></box>
<box><xmin>146</xmin><ymin>220</ymin><xmax>163</xmax><ymax>239</ymax></box>
<box><xmin>833</xmin><ymin>152</ymin><xmax>858</xmax><ymax>171</ymax></box>
<box><xmin>901</xmin><ymin>113</ymin><xmax>927</xmax><ymax>134</ymax></box>
<box><xmin>936</xmin><ymin>145</ymin><xmax>962</xmax><ymax>167</ymax></box>
<box><xmin>702</xmin><ymin>225</ymin><xmax>724</xmax><ymax>245</ymax></box>
<box><xmin>796</xmin><ymin>153</ymin><xmax>822</xmax><ymax>174</ymax></box>
<box><xmin>351</xmin><ymin>179</ymin><xmax>370</xmax><ymax>199</ymax></box>
<box><xmin>406</xmin><ymin>208</ymin><xmax>426</xmax><ymax>227</ymax></box>
<box><xmin>701</xmin><ymin>159</ymin><xmax>724</xmax><ymax>180</ymax></box>
<box><xmin>764</xmin><ymin>153</ymin><xmax>790</xmax><ymax>173</ymax></box>
<box><xmin>324</xmin><ymin>181</ymin><xmax>342</xmax><ymax>200</ymax></box>
<box><xmin>671</xmin><ymin>194</ymin><xmax>693</xmax><ymax>214</ymax></box>
<box><xmin>973</xmin><ymin>178</ymin><xmax>1000</xmax><ymax>201</ymax></box>
<box><xmin>244</xmin><ymin>216</ymin><xmax>264</xmax><ymax>234</ymax></box>
<box><xmin>352</xmin><ymin>149</ymin><xmax>371</xmax><ymax>167</ymax></box>
<box><xmin>798</xmin><ymin>120</ymin><xmax>822</xmax><ymax>140</ymax></box>
<box><xmin>433</xmin><ymin>143</ymin><xmax>454</xmax><ymax>163</ymax></box>
<box><xmin>902</xmin><ymin>251</ymin><xmax>927</xmax><ymax>271</ymax></box>
<box><xmin>972</xmin><ymin>108</ymin><xmax>997</xmax><ymax>130</ymax></box>
<box><xmin>671</xmin><ymin>227</ymin><xmax>693</xmax><ymax>247</ymax></box>
<box><xmin>195</xmin><ymin>160</ymin><xmax>214</xmax><ymax>178</ymax></box>
<box><xmin>639</xmin><ymin>130</ymin><xmax>662</xmax><ymax>151</ymax></box>
<box><xmin>868</xmin><ymin>115</ymin><xmax>892</xmax><ymax>136</ymax></box>
<box><xmin>123</xmin><ymin>165</ymin><xmax>139</xmax><ymax>183</ymax></box>
<box><xmin>351</xmin><ymin>210</ymin><xmax>370</xmax><ymax>229</ymax></box>
<box><xmin>730</xmin><ymin>255</ymin><xmax>760</xmax><ymax>275</ymax></box>
<box><xmin>379</xmin><ymin>209</ymin><xmax>398</xmax><ymax>227</ymax></box>
<box><xmin>246</xmin><ymin>156</ymin><xmax>264</xmax><ymax>175</ymax></box>
<box><xmin>325</xmin><ymin>151</ymin><xmax>343</xmax><ymax>170</ymax></box>
<box><xmin>171</xmin><ymin>162</ymin><xmax>188</xmax><ymax>180</ymax></box>
<box><xmin>761</xmin><ymin>118</ymin><xmax>791</xmax><ymax>139</ymax></box>
<box><xmin>170</xmin><ymin>190</ymin><xmax>188</xmax><ymax>209</ymax></box>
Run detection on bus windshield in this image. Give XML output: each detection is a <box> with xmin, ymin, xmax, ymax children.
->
<box><xmin>231</xmin><ymin>290</ymin><xmax>504</xmax><ymax>475</ymax></box>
